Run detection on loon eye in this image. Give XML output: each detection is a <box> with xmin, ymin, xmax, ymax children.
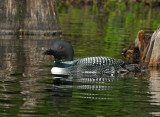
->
<box><xmin>59</xmin><ymin>46</ymin><xmax>63</xmax><ymax>50</ymax></box>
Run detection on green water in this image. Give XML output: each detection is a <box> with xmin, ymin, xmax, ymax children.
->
<box><xmin>1</xmin><ymin>3</ymin><xmax>160</xmax><ymax>117</ymax></box>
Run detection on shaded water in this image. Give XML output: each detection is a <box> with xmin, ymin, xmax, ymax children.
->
<box><xmin>1</xmin><ymin>3</ymin><xmax>160</xmax><ymax>117</ymax></box>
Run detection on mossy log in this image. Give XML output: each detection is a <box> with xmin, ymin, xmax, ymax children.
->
<box><xmin>0</xmin><ymin>0</ymin><xmax>61</xmax><ymax>36</ymax></box>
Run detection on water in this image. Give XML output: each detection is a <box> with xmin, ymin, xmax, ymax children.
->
<box><xmin>1</xmin><ymin>3</ymin><xmax>160</xmax><ymax>117</ymax></box>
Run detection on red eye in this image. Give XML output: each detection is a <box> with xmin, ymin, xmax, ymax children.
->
<box><xmin>59</xmin><ymin>46</ymin><xmax>63</xmax><ymax>50</ymax></box>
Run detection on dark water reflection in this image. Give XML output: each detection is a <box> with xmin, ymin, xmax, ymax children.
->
<box><xmin>1</xmin><ymin>4</ymin><xmax>160</xmax><ymax>117</ymax></box>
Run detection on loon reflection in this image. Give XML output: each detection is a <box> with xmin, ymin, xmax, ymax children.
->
<box><xmin>50</xmin><ymin>73</ymin><xmax>139</xmax><ymax>102</ymax></box>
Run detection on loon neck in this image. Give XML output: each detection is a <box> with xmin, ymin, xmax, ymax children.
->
<box><xmin>54</xmin><ymin>55</ymin><xmax>73</xmax><ymax>62</ymax></box>
<box><xmin>54</xmin><ymin>51</ymin><xmax>74</xmax><ymax>61</ymax></box>
<box><xmin>54</xmin><ymin>60</ymin><xmax>74</xmax><ymax>68</ymax></box>
<box><xmin>65</xmin><ymin>55</ymin><xmax>73</xmax><ymax>61</ymax></box>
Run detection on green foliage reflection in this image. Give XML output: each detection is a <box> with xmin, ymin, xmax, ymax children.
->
<box><xmin>57</xmin><ymin>2</ymin><xmax>160</xmax><ymax>59</ymax></box>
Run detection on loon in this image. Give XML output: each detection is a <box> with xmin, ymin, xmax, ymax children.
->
<box><xmin>43</xmin><ymin>40</ymin><xmax>142</xmax><ymax>76</ymax></box>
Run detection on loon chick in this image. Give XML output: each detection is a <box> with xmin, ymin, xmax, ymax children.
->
<box><xmin>43</xmin><ymin>40</ymin><xmax>141</xmax><ymax>75</ymax></box>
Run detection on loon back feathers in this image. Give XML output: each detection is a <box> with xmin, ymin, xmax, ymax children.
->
<box><xmin>73</xmin><ymin>57</ymin><xmax>125</xmax><ymax>68</ymax></box>
<box><xmin>67</xmin><ymin>57</ymin><xmax>127</xmax><ymax>75</ymax></box>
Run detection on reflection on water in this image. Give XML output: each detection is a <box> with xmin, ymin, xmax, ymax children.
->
<box><xmin>58</xmin><ymin>4</ymin><xmax>160</xmax><ymax>59</ymax></box>
<box><xmin>1</xmin><ymin>3</ymin><xmax>160</xmax><ymax>117</ymax></box>
<box><xmin>51</xmin><ymin>73</ymin><xmax>160</xmax><ymax>117</ymax></box>
<box><xmin>0</xmin><ymin>36</ymin><xmax>57</xmax><ymax>116</ymax></box>
<box><xmin>150</xmin><ymin>69</ymin><xmax>160</xmax><ymax>105</ymax></box>
<box><xmin>0</xmin><ymin>36</ymin><xmax>56</xmax><ymax>78</ymax></box>
<box><xmin>149</xmin><ymin>69</ymin><xmax>160</xmax><ymax>116</ymax></box>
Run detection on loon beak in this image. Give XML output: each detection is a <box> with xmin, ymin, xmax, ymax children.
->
<box><xmin>43</xmin><ymin>49</ymin><xmax>54</xmax><ymax>55</ymax></box>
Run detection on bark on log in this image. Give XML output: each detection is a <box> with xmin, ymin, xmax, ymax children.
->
<box><xmin>148</xmin><ymin>29</ymin><xmax>160</xmax><ymax>66</ymax></box>
<box><xmin>0</xmin><ymin>0</ymin><xmax>61</xmax><ymax>36</ymax></box>
<box><xmin>123</xmin><ymin>28</ymin><xmax>160</xmax><ymax>67</ymax></box>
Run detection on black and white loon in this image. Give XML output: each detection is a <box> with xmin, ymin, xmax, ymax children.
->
<box><xmin>43</xmin><ymin>40</ymin><xmax>142</xmax><ymax>75</ymax></box>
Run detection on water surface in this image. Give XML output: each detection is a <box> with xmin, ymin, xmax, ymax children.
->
<box><xmin>1</xmin><ymin>3</ymin><xmax>160</xmax><ymax>117</ymax></box>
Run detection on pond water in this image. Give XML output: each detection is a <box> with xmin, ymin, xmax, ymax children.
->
<box><xmin>1</xmin><ymin>3</ymin><xmax>160</xmax><ymax>117</ymax></box>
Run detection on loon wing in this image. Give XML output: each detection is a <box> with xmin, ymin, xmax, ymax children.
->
<box><xmin>70</xmin><ymin>57</ymin><xmax>126</xmax><ymax>75</ymax></box>
<box><xmin>74</xmin><ymin>57</ymin><xmax>125</xmax><ymax>67</ymax></box>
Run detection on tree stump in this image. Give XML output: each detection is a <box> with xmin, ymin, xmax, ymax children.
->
<box><xmin>123</xmin><ymin>28</ymin><xmax>160</xmax><ymax>67</ymax></box>
<box><xmin>0</xmin><ymin>0</ymin><xmax>61</xmax><ymax>36</ymax></box>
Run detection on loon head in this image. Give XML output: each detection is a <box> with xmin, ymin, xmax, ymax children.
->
<box><xmin>43</xmin><ymin>40</ymin><xmax>74</xmax><ymax>61</ymax></box>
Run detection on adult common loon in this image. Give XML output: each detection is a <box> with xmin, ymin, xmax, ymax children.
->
<box><xmin>43</xmin><ymin>40</ymin><xmax>142</xmax><ymax>75</ymax></box>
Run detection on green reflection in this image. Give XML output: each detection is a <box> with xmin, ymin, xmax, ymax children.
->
<box><xmin>66</xmin><ymin>78</ymin><xmax>153</xmax><ymax>117</ymax></box>
<box><xmin>35</xmin><ymin>77</ymin><xmax>160</xmax><ymax>117</ymax></box>
<box><xmin>0</xmin><ymin>80</ymin><xmax>24</xmax><ymax>116</ymax></box>
<box><xmin>58</xmin><ymin>3</ymin><xmax>160</xmax><ymax>59</ymax></box>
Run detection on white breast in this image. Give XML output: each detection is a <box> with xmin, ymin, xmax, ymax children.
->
<box><xmin>51</xmin><ymin>67</ymin><xmax>69</xmax><ymax>75</ymax></box>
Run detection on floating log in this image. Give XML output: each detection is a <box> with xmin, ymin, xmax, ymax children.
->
<box><xmin>0</xmin><ymin>0</ymin><xmax>61</xmax><ymax>36</ymax></box>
